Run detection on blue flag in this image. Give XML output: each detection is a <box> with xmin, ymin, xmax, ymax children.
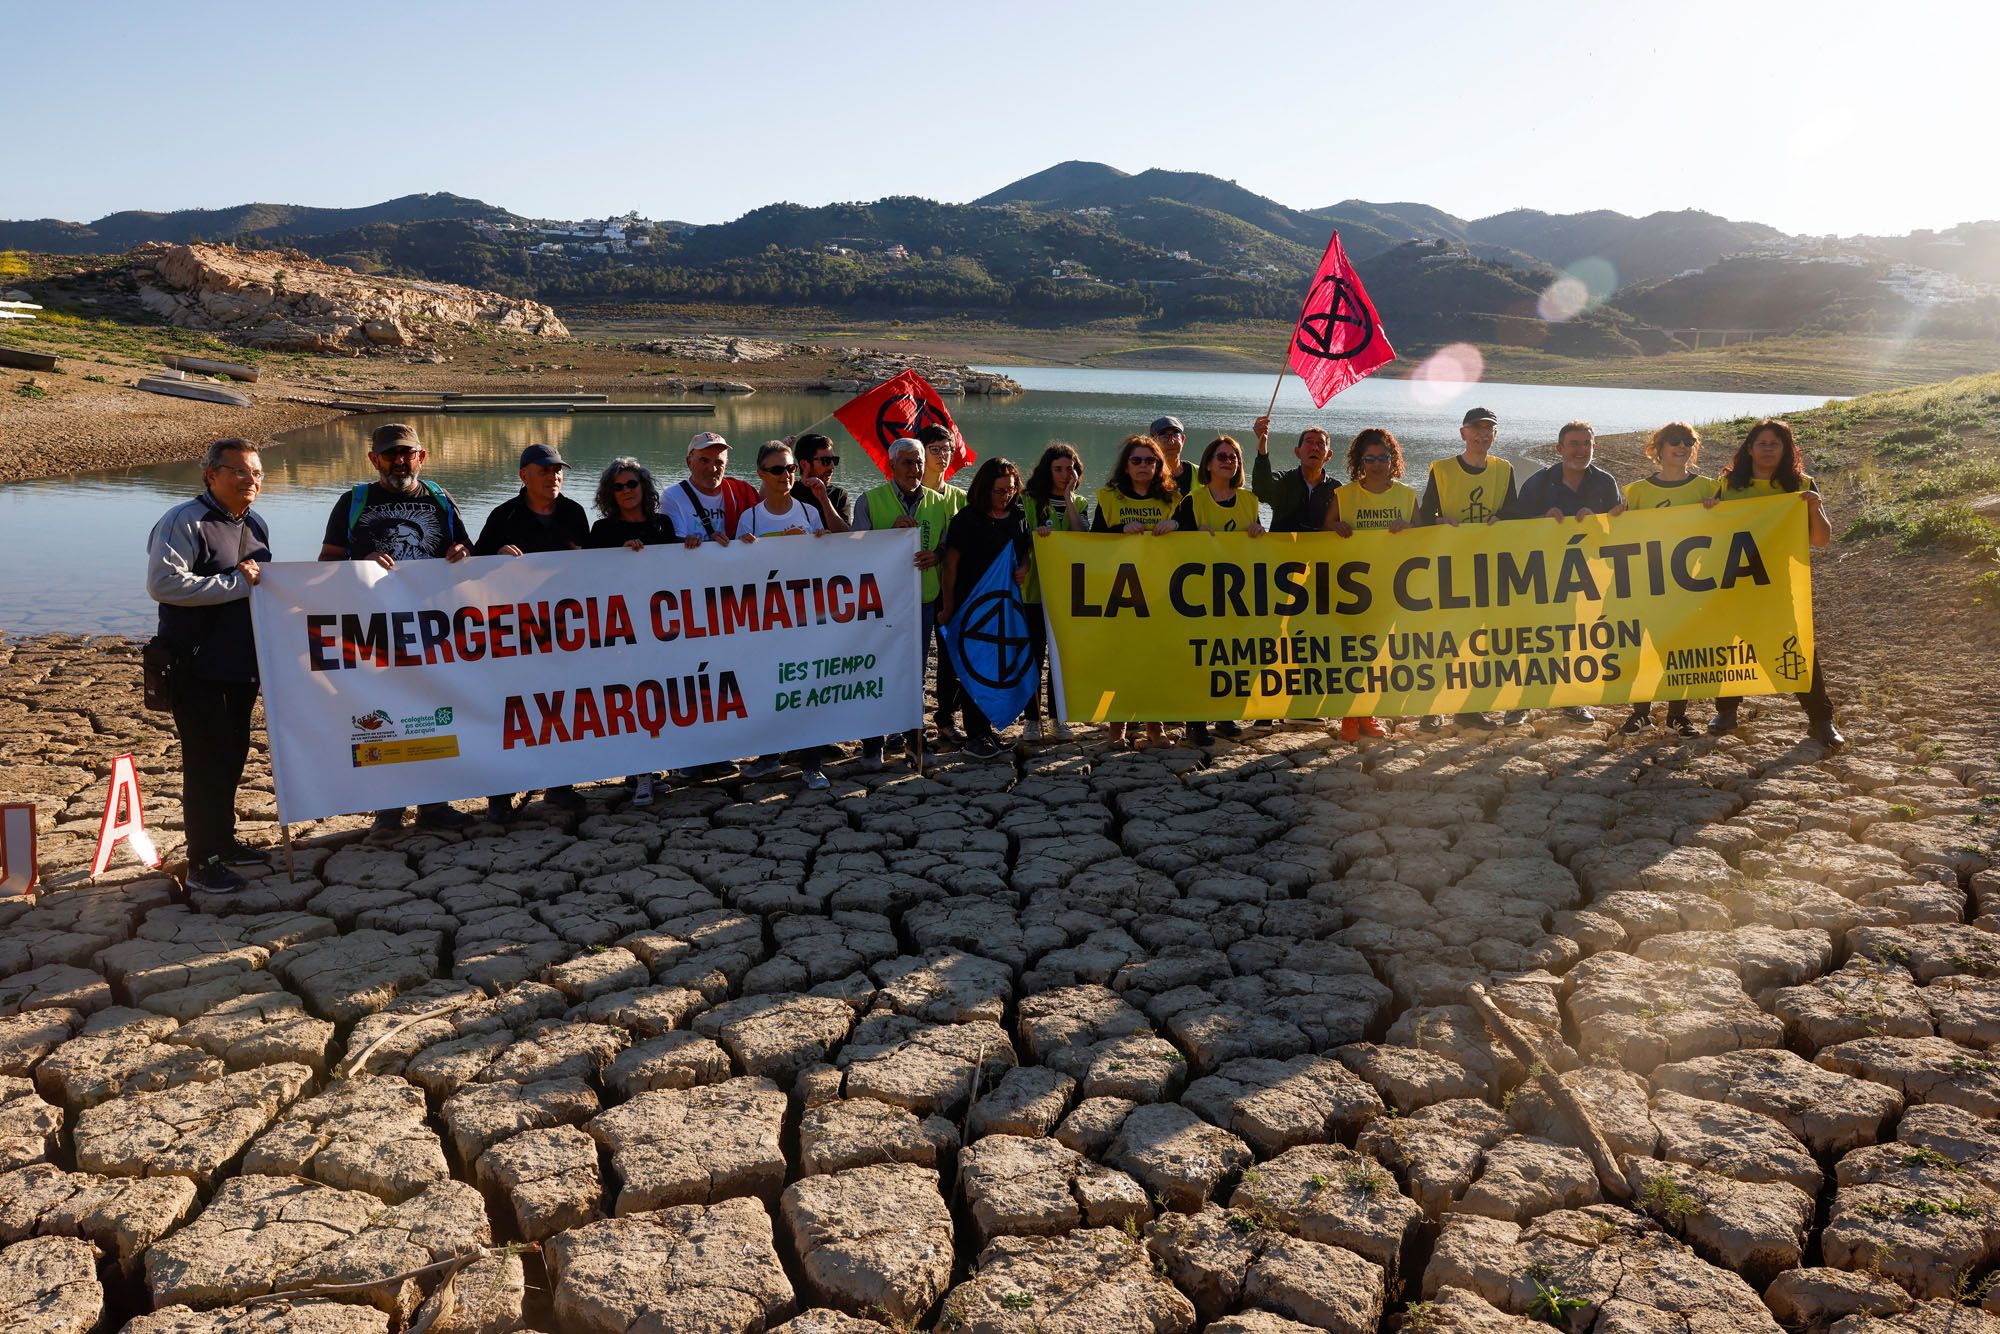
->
<box><xmin>939</xmin><ymin>548</ymin><xmax>1038</xmax><ymax>730</ymax></box>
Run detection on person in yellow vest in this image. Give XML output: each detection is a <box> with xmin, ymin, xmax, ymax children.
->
<box><xmin>1022</xmin><ymin>442</ymin><xmax>1088</xmax><ymax>743</ymax></box>
<box><xmin>1709</xmin><ymin>418</ymin><xmax>1842</xmax><ymax>746</ymax></box>
<box><xmin>1618</xmin><ymin>422</ymin><xmax>1721</xmax><ymax>738</ymax></box>
<box><xmin>1419</xmin><ymin>406</ymin><xmax>1517</xmax><ymax>731</ymax></box>
<box><xmin>916</xmin><ymin>424</ymin><xmax>972</xmax><ymax>742</ymax></box>
<box><xmin>852</xmin><ymin>438</ymin><xmax>955</xmax><ymax>765</ymax></box>
<box><xmin>1173</xmin><ymin>435</ymin><xmax>1264</xmax><ymax>746</ymax></box>
<box><xmin>1092</xmin><ymin>434</ymin><xmax>1180</xmax><ymax>747</ymax></box>
<box><xmin>1324</xmin><ymin>428</ymin><xmax>1419</xmax><ymax>743</ymax></box>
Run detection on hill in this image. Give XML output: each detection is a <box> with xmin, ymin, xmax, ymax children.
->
<box><xmin>1463</xmin><ymin>207</ymin><xmax>1784</xmax><ymax>286</ymax></box>
<box><xmin>0</xmin><ymin>193</ymin><xmax>515</xmax><ymax>253</ymax></box>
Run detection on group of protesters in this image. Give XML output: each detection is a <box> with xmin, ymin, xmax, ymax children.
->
<box><xmin>147</xmin><ymin>406</ymin><xmax>1838</xmax><ymax>891</ymax></box>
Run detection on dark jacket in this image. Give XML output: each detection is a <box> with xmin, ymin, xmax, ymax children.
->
<box><xmin>147</xmin><ymin>490</ymin><xmax>272</xmax><ymax>682</ymax></box>
<box><xmin>587</xmin><ymin>514</ymin><xmax>677</xmax><ymax>548</ymax></box>
<box><xmin>473</xmin><ymin>491</ymin><xmax>590</xmax><ymax>556</ymax></box>
<box><xmin>1250</xmin><ymin>453</ymin><xmax>1336</xmax><ymax>533</ymax></box>
<box><xmin>1512</xmin><ymin>463</ymin><xmax>1622</xmax><ymax>519</ymax></box>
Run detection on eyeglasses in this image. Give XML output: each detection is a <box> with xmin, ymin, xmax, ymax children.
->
<box><xmin>214</xmin><ymin>464</ymin><xmax>264</xmax><ymax>482</ymax></box>
<box><xmin>611</xmin><ymin>478</ymin><xmax>642</xmax><ymax>491</ymax></box>
<box><xmin>762</xmin><ymin>464</ymin><xmax>797</xmax><ymax>476</ymax></box>
<box><xmin>1358</xmin><ymin>454</ymin><xmax>1391</xmax><ymax>464</ymax></box>
<box><xmin>923</xmin><ymin>445</ymin><xmax>952</xmax><ymax>456</ymax></box>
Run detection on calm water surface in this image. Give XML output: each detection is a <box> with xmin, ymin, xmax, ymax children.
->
<box><xmin>0</xmin><ymin>367</ymin><xmax>1836</xmax><ymax>636</ymax></box>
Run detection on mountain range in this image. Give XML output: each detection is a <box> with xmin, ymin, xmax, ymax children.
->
<box><xmin>6</xmin><ymin>165</ymin><xmax>1997</xmax><ymax>352</ymax></box>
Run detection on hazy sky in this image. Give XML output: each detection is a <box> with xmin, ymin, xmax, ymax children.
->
<box><xmin>6</xmin><ymin>0</ymin><xmax>1991</xmax><ymax>236</ymax></box>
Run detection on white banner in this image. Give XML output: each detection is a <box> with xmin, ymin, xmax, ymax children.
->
<box><xmin>250</xmin><ymin>531</ymin><xmax>924</xmax><ymax>822</ymax></box>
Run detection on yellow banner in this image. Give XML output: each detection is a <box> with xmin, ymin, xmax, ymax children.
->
<box><xmin>1043</xmin><ymin>495</ymin><xmax>1814</xmax><ymax>721</ymax></box>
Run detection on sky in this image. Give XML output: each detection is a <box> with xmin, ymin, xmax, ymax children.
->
<box><xmin>4</xmin><ymin>0</ymin><xmax>1993</xmax><ymax>237</ymax></box>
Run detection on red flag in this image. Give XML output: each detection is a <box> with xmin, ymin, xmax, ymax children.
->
<box><xmin>1286</xmin><ymin>231</ymin><xmax>1395</xmax><ymax>407</ymax></box>
<box><xmin>833</xmin><ymin>369</ymin><xmax>976</xmax><ymax>481</ymax></box>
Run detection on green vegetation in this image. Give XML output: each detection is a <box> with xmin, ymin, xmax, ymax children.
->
<box><xmin>1638</xmin><ymin>1173</ymin><xmax>1703</xmax><ymax>1224</ymax></box>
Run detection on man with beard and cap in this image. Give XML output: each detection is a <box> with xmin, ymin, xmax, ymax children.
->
<box><xmin>318</xmin><ymin>422</ymin><xmax>476</xmax><ymax>832</ymax></box>
<box><xmin>1151</xmin><ymin>415</ymin><xmax>1197</xmax><ymax>496</ymax></box>
<box><xmin>664</xmin><ymin>430</ymin><xmax>759</xmax><ymax>548</ymax></box>
<box><xmin>475</xmin><ymin>443</ymin><xmax>593</xmax><ymax>819</ymax></box>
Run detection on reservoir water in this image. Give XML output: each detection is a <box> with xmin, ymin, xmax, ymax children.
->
<box><xmin>0</xmin><ymin>366</ymin><xmax>1837</xmax><ymax>636</ymax></box>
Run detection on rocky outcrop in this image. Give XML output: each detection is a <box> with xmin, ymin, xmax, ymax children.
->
<box><xmin>817</xmin><ymin>349</ymin><xmax>1022</xmax><ymax>396</ymax></box>
<box><xmin>128</xmin><ymin>243</ymin><xmax>568</xmax><ymax>354</ymax></box>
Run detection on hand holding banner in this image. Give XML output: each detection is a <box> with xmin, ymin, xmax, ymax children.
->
<box><xmin>1286</xmin><ymin>231</ymin><xmax>1396</xmax><ymax>407</ymax></box>
<box><xmin>833</xmin><ymin>369</ymin><xmax>976</xmax><ymax>481</ymax></box>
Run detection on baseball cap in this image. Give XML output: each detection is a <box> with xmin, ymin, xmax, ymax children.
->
<box><xmin>688</xmin><ymin>431</ymin><xmax>729</xmax><ymax>452</ymax></box>
<box><xmin>1461</xmin><ymin>407</ymin><xmax>1498</xmax><ymax>426</ymax></box>
<box><xmin>1150</xmin><ymin>416</ymin><xmax>1186</xmax><ymax>437</ymax></box>
<box><xmin>519</xmin><ymin>443</ymin><xmax>567</xmax><ymax>469</ymax></box>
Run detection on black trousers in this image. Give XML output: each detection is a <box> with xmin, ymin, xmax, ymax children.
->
<box><xmin>171</xmin><ymin>673</ymin><xmax>257</xmax><ymax>867</ymax></box>
<box><xmin>1713</xmin><ymin>661</ymin><xmax>1834</xmax><ymax>725</ymax></box>
<box><xmin>1022</xmin><ymin>604</ymin><xmax>1061</xmax><ymax>721</ymax></box>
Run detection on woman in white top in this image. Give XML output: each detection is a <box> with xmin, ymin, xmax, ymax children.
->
<box><xmin>732</xmin><ymin>441</ymin><xmax>830</xmax><ymax>788</ymax></box>
<box><xmin>733</xmin><ymin>442</ymin><xmax>826</xmax><ymax>541</ymax></box>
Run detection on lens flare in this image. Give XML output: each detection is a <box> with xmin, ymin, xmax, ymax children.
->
<box><xmin>1538</xmin><ymin>257</ymin><xmax>1620</xmax><ymax>323</ymax></box>
<box><xmin>1409</xmin><ymin>343</ymin><xmax>1485</xmax><ymax>407</ymax></box>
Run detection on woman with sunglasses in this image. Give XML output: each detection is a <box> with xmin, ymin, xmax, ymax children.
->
<box><xmin>1174</xmin><ymin>435</ymin><xmax>1263</xmax><ymax>746</ymax></box>
<box><xmin>1708</xmin><ymin>418</ymin><xmax>1842</xmax><ymax>746</ymax></box>
<box><xmin>1021</xmin><ymin>443</ymin><xmax>1087</xmax><ymax>743</ymax></box>
<box><xmin>1617</xmin><ymin>422</ymin><xmax>1718</xmax><ymax>738</ymax></box>
<box><xmin>1324</xmin><ymin>428</ymin><xmax>1418</xmax><ymax>742</ymax></box>
<box><xmin>588</xmin><ymin>457</ymin><xmax>677</xmax><ymax>804</ymax></box>
<box><xmin>1091</xmin><ymin>435</ymin><xmax>1179</xmax><ymax>747</ymax></box>
<box><xmin>734</xmin><ymin>441</ymin><xmax>826</xmax><ymax>541</ymax></box>
<box><xmin>733</xmin><ymin>442</ymin><xmax>831</xmax><ymax>788</ymax></box>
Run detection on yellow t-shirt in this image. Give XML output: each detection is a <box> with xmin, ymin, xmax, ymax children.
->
<box><xmin>1095</xmin><ymin>486</ymin><xmax>1177</xmax><ymax>529</ymax></box>
<box><xmin>1426</xmin><ymin>455</ymin><xmax>1513</xmax><ymax>524</ymax></box>
<box><xmin>1333</xmin><ymin>480</ymin><xmax>1419</xmax><ymax>530</ymax></box>
<box><xmin>1185</xmin><ymin>487</ymin><xmax>1254</xmax><ymax>533</ymax></box>
<box><xmin>1623</xmin><ymin>474</ymin><xmax>1720</xmax><ymax>509</ymax></box>
<box><xmin>1717</xmin><ymin>473</ymin><xmax>1816</xmax><ymax>501</ymax></box>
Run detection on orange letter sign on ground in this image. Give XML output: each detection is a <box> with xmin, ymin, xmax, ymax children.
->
<box><xmin>91</xmin><ymin>754</ymin><xmax>159</xmax><ymax>878</ymax></box>
<box><xmin>0</xmin><ymin>803</ymin><xmax>35</xmax><ymax>897</ymax></box>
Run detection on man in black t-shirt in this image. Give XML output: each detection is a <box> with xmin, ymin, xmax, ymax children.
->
<box><xmin>317</xmin><ymin>423</ymin><xmax>476</xmax><ymax>832</ymax></box>
<box><xmin>793</xmin><ymin>433</ymin><xmax>852</xmax><ymax>532</ymax></box>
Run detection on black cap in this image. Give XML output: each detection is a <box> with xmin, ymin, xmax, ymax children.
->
<box><xmin>1461</xmin><ymin>407</ymin><xmax>1498</xmax><ymax>426</ymax></box>
<box><xmin>1150</xmin><ymin>416</ymin><xmax>1185</xmax><ymax>437</ymax></box>
<box><xmin>519</xmin><ymin>443</ymin><xmax>568</xmax><ymax>469</ymax></box>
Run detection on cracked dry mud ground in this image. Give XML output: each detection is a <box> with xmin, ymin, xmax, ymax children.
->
<box><xmin>5</xmin><ymin>557</ymin><xmax>2000</xmax><ymax>1332</ymax></box>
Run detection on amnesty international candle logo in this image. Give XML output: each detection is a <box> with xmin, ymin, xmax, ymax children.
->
<box><xmin>1293</xmin><ymin>276</ymin><xmax>1377</xmax><ymax>361</ymax></box>
<box><xmin>1462</xmin><ymin>485</ymin><xmax>1490</xmax><ymax>524</ymax></box>
<box><xmin>1775</xmin><ymin>635</ymin><xmax>1808</xmax><ymax>683</ymax></box>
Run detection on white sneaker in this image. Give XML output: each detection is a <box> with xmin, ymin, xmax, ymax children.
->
<box><xmin>802</xmin><ymin>767</ymin><xmax>830</xmax><ymax>790</ymax></box>
<box><xmin>631</xmin><ymin>774</ymin><xmax>654</xmax><ymax>807</ymax></box>
<box><xmin>1024</xmin><ymin>718</ymin><xmax>1044</xmax><ymax>743</ymax></box>
<box><xmin>1052</xmin><ymin>721</ymin><xmax>1075</xmax><ymax>741</ymax></box>
<box><xmin>743</xmin><ymin>756</ymin><xmax>782</xmax><ymax>779</ymax></box>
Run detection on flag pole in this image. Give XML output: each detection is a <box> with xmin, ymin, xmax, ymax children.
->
<box><xmin>1264</xmin><ymin>364</ymin><xmax>1287</xmax><ymax>420</ymax></box>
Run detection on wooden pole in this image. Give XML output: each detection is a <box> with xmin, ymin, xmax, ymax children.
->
<box><xmin>1465</xmin><ymin>982</ymin><xmax>1632</xmax><ymax>1201</ymax></box>
<box><xmin>1263</xmin><ymin>364</ymin><xmax>1287</xmax><ymax>421</ymax></box>
<box><xmin>280</xmin><ymin>824</ymin><xmax>295</xmax><ymax>884</ymax></box>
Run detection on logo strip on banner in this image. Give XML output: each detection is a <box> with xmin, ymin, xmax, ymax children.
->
<box><xmin>252</xmin><ymin>531</ymin><xmax>926</xmax><ymax>824</ymax></box>
<box><xmin>1041</xmin><ymin>496</ymin><xmax>1813</xmax><ymax>722</ymax></box>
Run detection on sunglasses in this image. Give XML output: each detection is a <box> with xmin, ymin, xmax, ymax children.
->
<box><xmin>611</xmin><ymin>479</ymin><xmax>642</xmax><ymax>491</ymax></box>
<box><xmin>804</xmin><ymin>454</ymin><xmax>840</xmax><ymax>467</ymax></box>
<box><xmin>762</xmin><ymin>464</ymin><xmax>797</xmax><ymax>476</ymax></box>
<box><xmin>1129</xmin><ymin>456</ymin><xmax>1161</xmax><ymax>467</ymax></box>
<box><xmin>377</xmin><ymin>447</ymin><xmax>420</xmax><ymax>460</ymax></box>
<box><xmin>1359</xmin><ymin>453</ymin><xmax>1391</xmax><ymax>464</ymax></box>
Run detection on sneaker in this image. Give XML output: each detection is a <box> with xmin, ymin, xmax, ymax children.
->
<box><xmin>1706</xmin><ymin>712</ymin><xmax>1738</xmax><ymax>737</ymax></box>
<box><xmin>1142</xmin><ymin>723</ymin><xmax>1166</xmax><ymax>750</ymax></box>
<box><xmin>371</xmin><ymin>809</ymin><xmax>405</xmax><ymax>833</ymax></box>
<box><xmin>1669</xmin><ymin>716</ymin><xmax>1701</xmax><ymax>738</ymax></box>
<box><xmin>882</xmin><ymin>734</ymin><xmax>907</xmax><ymax>759</ymax></box>
<box><xmin>861</xmin><ymin>741</ymin><xmax>884</xmax><ymax>768</ymax></box>
<box><xmin>1339</xmin><ymin>717</ymin><xmax>1361</xmax><ymax>742</ymax></box>
<box><xmin>415</xmin><ymin>804</ymin><xmax>474</xmax><ymax>830</ymax></box>
<box><xmin>1052</xmin><ymin>721</ymin><xmax>1075</xmax><ymax>741</ymax></box>
<box><xmin>1500</xmin><ymin>709</ymin><xmax>1530</xmax><ymax>726</ymax></box>
<box><xmin>188</xmin><ymin>857</ymin><xmax>246</xmax><ymax>892</ymax></box>
<box><xmin>935</xmin><ymin>722</ymin><xmax>967</xmax><ymax>748</ymax></box>
<box><xmin>802</xmin><ymin>767</ymin><xmax>831</xmax><ymax>790</ymax></box>
<box><xmin>965</xmin><ymin>733</ymin><xmax>1003</xmax><ymax>759</ymax></box>
<box><xmin>1358</xmin><ymin>717</ymin><xmax>1388</xmax><ymax>738</ymax></box>
<box><xmin>1214</xmin><ymin>719</ymin><xmax>1244</xmax><ymax>739</ymax></box>
<box><xmin>1024</xmin><ymin>718</ymin><xmax>1044</xmax><ymax>743</ymax></box>
<box><xmin>485</xmin><ymin>795</ymin><xmax>513</xmax><ymax>823</ymax></box>
<box><xmin>631</xmin><ymin>774</ymin><xmax>655</xmax><ymax>807</ymax></box>
<box><xmin>221</xmin><ymin>839</ymin><xmax>272</xmax><ymax>867</ymax></box>
<box><xmin>1188</xmin><ymin>722</ymin><xmax>1214</xmax><ymax>747</ymax></box>
<box><xmin>1419</xmin><ymin>714</ymin><xmax>1444</xmax><ymax>732</ymax></box>
<box><xmin>1619</xmin><ymin>712</ymin><xmax>1650</xmax><ymax>735</ymax></box>
<box><xmin>1460</xmin><ymin>713</ymin><xmax>1500</xmax><ymax>730</ymax></box>
<box><xmin>1808</xmin><ymin>719</ymin><xmax>1847</xmax><ymax>747</ymax></box>
<box><xmin>743</xmin><ymin>756</ymin><xmax>783</xmax><ymax>779</ymax></box>
<box><xmin>1565</xmin><ymin>706</ymin><xmax>1596</xmax><ymax>724</ymax></box>
<box><xmin>686</xmin><ymin>760</ymin><xmax>741</xmax><ymax>781</ymax></box>
<box><xmin>547</xmin><ymin>785</ymin><xmax>587</xmax><ymax>811</ymax></box>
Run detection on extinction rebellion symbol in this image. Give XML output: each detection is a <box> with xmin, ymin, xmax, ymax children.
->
<box><xmin>875</xmin><ymin>392</ymin><xmax>948</xmax><ymax>447</ymax></box>
<box><xmin>956</xmin><ymin>589</ymin><xmax>1035</xmax><ymax>692</ymax></box>
<box><xmin>1294</xmin><ymin>276</ymin><xmax>1376</xmax><ymax>361</ymax></box>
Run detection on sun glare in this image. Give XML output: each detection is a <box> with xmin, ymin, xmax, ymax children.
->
<box><xmin>1409</xmin><ymin>342</ymin><xmax>1486</xmax><ymax>407</ymax></box>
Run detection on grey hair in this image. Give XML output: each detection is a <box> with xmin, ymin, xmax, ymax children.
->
<box><xmin>594</xmin><ymin>455</ymin><xmax>660</xmax><ymax>519</ymax></box>
<box><xmin>203</xmin><ymin>438</ymin><xmax>257</xmax><ymax>470</ymax></box>
<box><xmin>887</xmin><ymin>438</ymin><xmax>924</xmax><ymax>463</ymax></box>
